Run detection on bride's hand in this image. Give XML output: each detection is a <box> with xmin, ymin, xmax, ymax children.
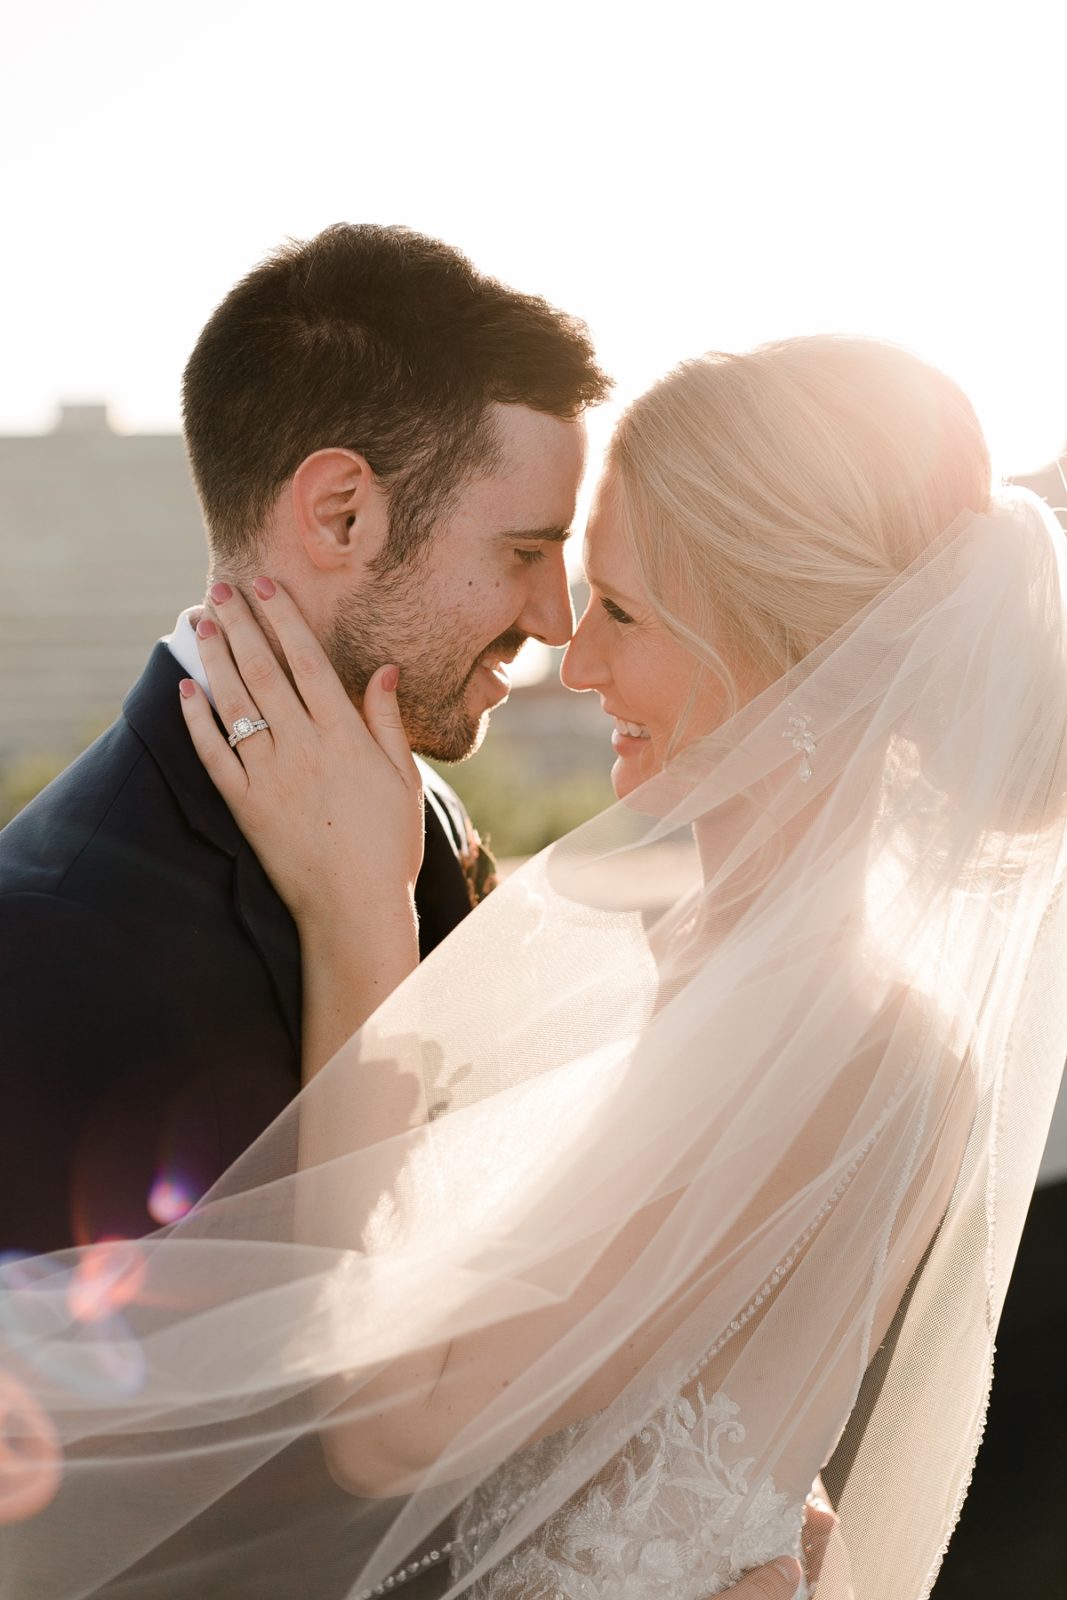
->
<box><xmin>178</xmin><ymin>579</ymin><xmax>424</xmax><ymax>931</ymax></box>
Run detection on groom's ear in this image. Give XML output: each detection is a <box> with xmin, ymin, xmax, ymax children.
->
<box><xmin>288</xmin><ymin>448</ymin><xmax>389</xmax><ymax>573</ymax></box>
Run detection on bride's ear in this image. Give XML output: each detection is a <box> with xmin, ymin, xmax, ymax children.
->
<box><xmin>289</xmin><ymin>448</ymin><xmax>390</xmax><ymax>573</ymax></box>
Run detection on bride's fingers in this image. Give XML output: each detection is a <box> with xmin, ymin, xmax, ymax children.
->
<box><xmin>362</xmin><ymin>665</ymin><xmax>421</xmax><ymax>788</ymax></box>
<box><xmin>248</xmin><ymin>577</ymin><xmax>355</xmax><ymax>727</ymax></box>
<box><xmin>177</xmin><ymin>679</ymin><xmax>250</xmax><ymax>808</ymax></box>
<box><xmin>194</xmin><ymin>617</ymin><xmax>275</xmax><ymax>762</ymax></box>
<box><xmin>202</xmin><ymin>583</ymin><xmax>303</xmax><ymax>732</ymax></box>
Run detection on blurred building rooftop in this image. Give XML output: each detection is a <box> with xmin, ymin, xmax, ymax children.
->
<box><xmin>0</xmin><ymin>406</ymin><xmax>207</xmax><ymax>758</ymax></box>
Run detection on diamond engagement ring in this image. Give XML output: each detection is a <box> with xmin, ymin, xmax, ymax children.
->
<box><xmin>228</xmin><ymin>716</ymin><xmax>270</xmax><ymax>748</ymax></box>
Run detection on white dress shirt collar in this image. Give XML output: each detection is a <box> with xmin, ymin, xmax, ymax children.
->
<box><xmin>162</xmin><ymin>608</ymin><xmax>216</xmax><ymax>709</ymax></box>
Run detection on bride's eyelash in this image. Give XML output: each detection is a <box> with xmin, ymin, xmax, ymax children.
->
<box><xmin>601</xmin><ymin>597</ymin><xmax>635</xmax><ymax>625</ymax></box>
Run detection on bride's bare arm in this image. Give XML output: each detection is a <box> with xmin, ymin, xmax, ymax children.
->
<box><xmin>296</xmin><ymin>908</ymin><xmax>418</xmax><ymax>1085</ymax></box>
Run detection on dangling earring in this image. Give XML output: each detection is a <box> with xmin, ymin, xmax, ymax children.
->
<box><xmin>782</xmin><ymin>707</ymin><xmax>817</xmax><ymax>782</ymax></box>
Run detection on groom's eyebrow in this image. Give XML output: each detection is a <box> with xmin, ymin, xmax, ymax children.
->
<box><xmin>497</xmin><ymin>524</ymin><xmax>572</xmax><ymax>543</ymax></box>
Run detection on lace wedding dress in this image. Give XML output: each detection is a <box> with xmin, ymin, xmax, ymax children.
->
<box><xmin>451</xmin><ymin>1377</ymin><xmax>807</xmax><ymax>1600</ymax></box>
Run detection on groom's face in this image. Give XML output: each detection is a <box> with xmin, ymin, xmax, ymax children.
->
<box><xmin>327</xmin><ymin>405</ymin><xmax>586</xmax><ymax>761</ymax></box>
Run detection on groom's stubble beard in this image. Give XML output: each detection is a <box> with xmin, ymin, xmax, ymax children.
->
<box><xmin>325</xmin><ymin>571</ymin><xmax>527</xmax><ymax>763</ymax></box>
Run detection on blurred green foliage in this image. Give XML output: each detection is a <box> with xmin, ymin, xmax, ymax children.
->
<box><xmin>429</xmin><ymin>736</ymin><xmax>614</xmax><ymax>859</ymax></box>
<box><xmin>2</xmin><ymin>727</ymin><xmax>614</xmax><ymax>859</ymax></box>
<box><xmin>0</xmin><ymin>749</ymin><xmax>71</xmax><ymax>827</ymax></box>
<box><xmin>0</xmin><ymin>713</ymin><xmax>113</xmax><ymax>827</ymax></box>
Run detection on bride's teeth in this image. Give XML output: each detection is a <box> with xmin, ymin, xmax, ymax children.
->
<box><xmin>614</xmin><ymin>717</ymin><xmax>650</xmax><ymax>739</ymax></box>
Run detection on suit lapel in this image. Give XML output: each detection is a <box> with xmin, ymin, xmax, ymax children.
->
<box><xmin>123</xmin><ymin>644</ymin><xmax>243</xmax><ymax>856</ymax></box>
<box><xmin>123</xmin><ymin>643</ymin><xmax>303</xmax><ymax>1050</ymax></box>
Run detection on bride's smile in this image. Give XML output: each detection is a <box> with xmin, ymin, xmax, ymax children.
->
<box><xmin>562</xmin><ymin>469</ymin><xmax>736</xmax><ymax>800</ymax></box>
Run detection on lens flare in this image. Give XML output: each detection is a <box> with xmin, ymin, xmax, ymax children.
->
<box><xmin>0</xmin><ymin>1248</ymin><xmax>147</xmax><ymax>1400</ymax></box>
<box><xmin>0</xmin><ymin>1373</ymin><xmax>62</xmax><ymax>1524</ymax></box>
<box><xmin>147</xmin><ymin>1175</ymin><xmax>197</xmax><ymax>1226</ymax></box>
<box><xmin>65</xmin><ymin>1240</ymin><xmax>146</xmax><ymax>1324</ymax></box>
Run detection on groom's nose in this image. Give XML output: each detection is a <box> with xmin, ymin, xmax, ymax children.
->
<box><xmin>518</xmin><ymin>547</ymin><xmax>575</xmax><ymax>648</ymax></box>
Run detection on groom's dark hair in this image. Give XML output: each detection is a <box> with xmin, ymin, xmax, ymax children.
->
<box><xmin>182</xmin><ymin>223</ymin><xmax>611</xmax><ymax>569</ymax></box>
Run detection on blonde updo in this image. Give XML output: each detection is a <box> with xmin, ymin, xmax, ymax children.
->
<box><xmin>608</xmin><ymin>337</ymin><xmax>992</xmax><ymax>707</ymax></box>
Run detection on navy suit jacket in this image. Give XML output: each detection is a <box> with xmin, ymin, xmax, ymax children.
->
<box><xmin>0</xmin><ymin>641</ymin><xmax>475</xmax><ymax>1256</ymax></box>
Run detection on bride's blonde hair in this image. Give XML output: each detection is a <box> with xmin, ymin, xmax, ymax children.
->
<box><xmin>608</xmin><ymin>336</ymin><xmax>992</xmax><ymax>711</ymax></box>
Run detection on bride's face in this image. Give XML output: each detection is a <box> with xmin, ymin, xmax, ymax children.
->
<box><xmin>561</xmin><ymin>472</ymin><xmax>732</xmax><ymax>800</ymax></box>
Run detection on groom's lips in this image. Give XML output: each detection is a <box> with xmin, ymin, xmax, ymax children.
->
<box><xmin>475</xmin><ymin>656</ymin><xmax>513</xmax><ymax>705</ymax></box>
<box><xmin>468</xmin><ymin>632</ymin><xmax>526</xmax><ymax>710</ymax></box>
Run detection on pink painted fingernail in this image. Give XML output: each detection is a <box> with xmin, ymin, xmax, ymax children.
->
<box><xmin>380</xmin><ymin>665</ymin><xmax>399</xmax><ymax>692</ymax></box>
<box><xmin>209</xmin><ymin>581</ymin><xmax>232</xmax><ymax>604</ymax></box>
<box><xmin>178</xmin><ymin>678</ymin><xmax>196</xmax><ymax>699</ymax></box>
<box><xmin>196</xmin><ymin>618</ymin><xmax>217</xmax><ymax>640</ymax></box>
<box><xmin>253</xmin><ymin>576</ymin><xmax>276</xmax><ymax>600</ymax></box>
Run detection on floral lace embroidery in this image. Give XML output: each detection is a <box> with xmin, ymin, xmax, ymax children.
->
<box><xmin>452</xmin><ymin>1385</ymin><xmax>806</xmax><ymax>1600</ymax></box>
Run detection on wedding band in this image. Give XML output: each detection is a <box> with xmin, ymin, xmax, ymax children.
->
<box><xmin>228</xmin><ymin>716</ymin><xmax>270</xmax><ymax>748</ymax></box>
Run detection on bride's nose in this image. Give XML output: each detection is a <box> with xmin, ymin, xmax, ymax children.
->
<box><xmin>560</xmin><ymin>599</ymin><xmax>609</xmax><ymax>693</ymax></box>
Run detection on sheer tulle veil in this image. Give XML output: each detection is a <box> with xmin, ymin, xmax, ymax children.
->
<box><xmin>2</xmin><ymin>486</ymin><xmax>1066</xmax><ymax>1599</ymax></box>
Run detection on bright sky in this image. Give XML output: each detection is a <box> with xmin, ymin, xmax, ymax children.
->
<box><xmin>4</xmin><ymin>0</ymin><xmax>1065</xmax><ymax>484</ymax></box>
